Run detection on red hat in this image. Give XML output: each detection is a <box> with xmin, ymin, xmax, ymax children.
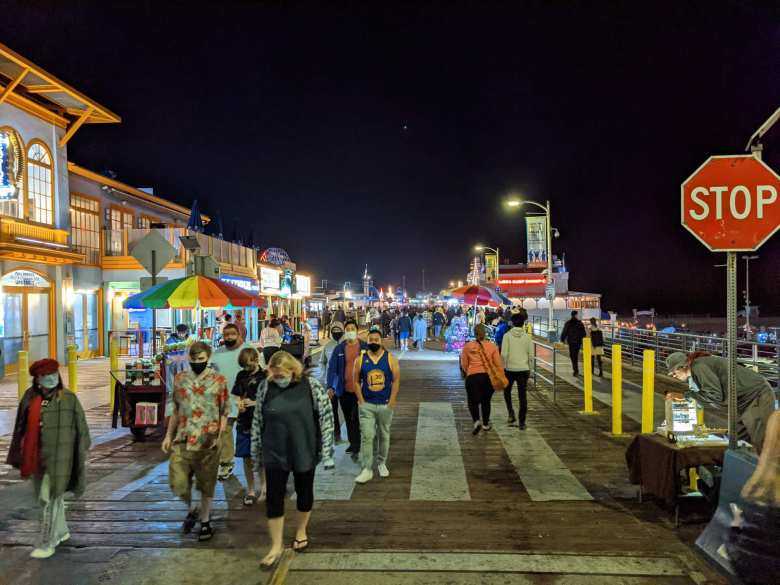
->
<box><xmin>29</xmin><ymin>358</ymin><xmax>60</xmax><ymax>378</ymax></box>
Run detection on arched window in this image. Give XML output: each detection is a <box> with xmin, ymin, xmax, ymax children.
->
<box><xmin>0</xmin><ymin>126</ymin><xmax>24</xmax><ymax>219</ymax></box>
<box><xmin>26</xmin><ymin>141</ymin><xmax>54</xmax><ymax>224</ymax></box>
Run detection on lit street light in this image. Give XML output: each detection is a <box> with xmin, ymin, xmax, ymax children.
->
<box><xmin>475</xmin><ymin>244</ymin><xmax>500</xmax><ymax>282</ymax></box>
<box><xmin>506</xmin><ymin>196</ymin><xmax>557</xmax><ymax>341</ymax></box>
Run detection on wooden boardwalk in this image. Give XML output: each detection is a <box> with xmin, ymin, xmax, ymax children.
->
<box><xmin>0</xmin><ymin>349</ymin><xmax>726</xmax><ymax>585</ymax></box>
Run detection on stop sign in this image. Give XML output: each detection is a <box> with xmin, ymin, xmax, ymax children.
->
<box><xmin>681</xmin><ymin>155</ymin><xmax>780</xmax><ymax>251</ymax></box>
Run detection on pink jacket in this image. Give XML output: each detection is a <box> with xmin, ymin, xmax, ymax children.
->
<box><xmin>460</xmin><ymin>340</ymin><xmax>502</xmax><ymax>377</ymax></box>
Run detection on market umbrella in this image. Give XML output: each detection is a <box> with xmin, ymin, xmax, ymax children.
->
<box><xmin>123</xmin><ymin>275</ymin><xmax>259</xmax><ymax>309</ymax></box>
<box><xmin>186</xmin><ymin>199</ymin><xmax>204</xmax><ymax>232</ymax></box>
<box><xmin>450</xmin><ymin>285</ymin><xmax>506</xmax><ymax>307</ymax></box>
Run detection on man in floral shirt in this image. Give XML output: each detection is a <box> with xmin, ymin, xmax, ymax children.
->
<box><xmin>162</xmin><ymin>341</ymin><xmax>228</xmax><ymax>542</ymax></box>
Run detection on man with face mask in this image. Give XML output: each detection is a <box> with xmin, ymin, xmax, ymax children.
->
<box><xmin>320</xmin><ymin>321</ymin><xmax>345</xmax><ymax>442</ymax></box>
<box><xmin>210</xmin><ymin>323</ymin><xmax>251</xmax><ymax>480</ymax></box>
<box><xmin>353</xmin><ymin>328</ymin><xmax>401</xmax><ymax>483</ymax></box>
<box><xmin>163</xmin><ymin>342</ymin><xmax>228</xmax><ymax>542</ymax></box>
<box><xmin>7</xmin><ymin>359</ymin><xmax>90</xmax><ymax>559</ymax></box>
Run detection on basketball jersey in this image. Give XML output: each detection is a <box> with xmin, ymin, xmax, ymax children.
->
<box><xmin>360</xmin><ymin>350</ymin><xmax>393</xmax><ymax>404</ymax></box>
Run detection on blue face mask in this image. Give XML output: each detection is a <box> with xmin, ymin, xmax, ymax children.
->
<box><xmin>274</xmin><ymin>376</ymin><xmax>292</xmax><ymax>388</ymax></box>
<box><xmin>687</xmin><ymin>376</ymin><xmax>699</xmax><ymax>393</ymax></box>
<box><xmin>38</xmin><ymin>373</ymin><xmax>60</xmax><ymax>390</ymax></box>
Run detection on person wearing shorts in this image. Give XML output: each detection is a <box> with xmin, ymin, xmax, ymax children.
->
<box><xmin>232</xmin><ymin>347</ymin><xmax>265</xmax><ymax>505</ymax></box>
<box><xmin>162</xmin><ymin>341</ymin><xmax>228</xmax><ymax>542</ymax></box>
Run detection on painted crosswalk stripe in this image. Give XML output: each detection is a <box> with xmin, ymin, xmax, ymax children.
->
<box><xmin>494</xmin><ymin>425</ymin><xmax>593</xmax><ymax>501</ymax></box>
<box><xmin>313</xmin><ymin>437</ymin><xmax>361</xmax><ymax>500</ymax></box>
<box><xmin>410</xmin><ymin>402</ymin><xmax>470</xmax><ymax>501</ymax></box>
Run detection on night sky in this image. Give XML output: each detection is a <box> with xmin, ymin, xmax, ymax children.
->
<box><xmin>2</xmin><ymin>1</ymin><xmax>779</xmax><ymax>314</ymax></box>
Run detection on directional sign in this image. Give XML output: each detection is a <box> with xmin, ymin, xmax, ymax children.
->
<box><xmin>130</xmin><ymin>230</ymin><xmax>176</xmax><ymax>276</ymax></box>
<box><xmin>681</xmin><ymin>155</ymin><xmax>780</xmax><ymax>251</ymax></box>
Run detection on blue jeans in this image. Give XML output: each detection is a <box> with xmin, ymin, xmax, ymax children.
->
<box><xmin>434</xmin><ymin>324</ymin><xmax>442</xmax><ymax>337</ymax></box>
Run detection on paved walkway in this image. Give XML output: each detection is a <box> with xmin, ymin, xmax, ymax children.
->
<box><xmin>0</xmin><ymin>342</ymin><xmax>726</xmax><ymax>584</ymax></box>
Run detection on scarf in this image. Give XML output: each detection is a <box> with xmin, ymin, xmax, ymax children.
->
<box><xmin>20</xmin><ymin>393</ymin><xmax>44</xmax><ymax>479</ymax></box>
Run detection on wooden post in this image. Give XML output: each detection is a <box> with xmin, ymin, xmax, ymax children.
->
<box><xmin>67</xmin><ymin>345</ymin><xmax>78</xmax><ymax>392</ymax></box>
<box><xmin>17</xmin><ymin>350</ymin><xmax>30</xmax><ymax>400</ymax></box>
<box><xmin>642</xmin><ymin>349</ymin><xmax>655</xmax><ymax>433</ymax></box>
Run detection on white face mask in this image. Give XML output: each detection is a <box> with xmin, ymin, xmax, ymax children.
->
<box><xmin>345</xmin><ymin>331</ymin><xmax>358</xmax><ymax>341</ymax></box>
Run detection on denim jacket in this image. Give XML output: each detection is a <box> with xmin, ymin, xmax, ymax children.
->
<box><xmin>326</xmin><ymin>339</ymin><xmax>368</xmax><ymax>397</ymax></box>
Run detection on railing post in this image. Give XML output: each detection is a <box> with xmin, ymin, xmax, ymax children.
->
<box><xmin>67</xmin><ymin>344</ymin><xmax>78</xmax><ymax>392</ymax></box>
<box><xmin>642</xmin><ymin>349</ymin><xmax>655</xmax><ymax>433</ymax></box>
<box><xmin>630</xmin><ymin>329</ymin><xmax>636</xmax><ymax>366</ymax></box>
<box><xmin>610</xmin><ymin>344</ymin><xmax>625</xmax><ymax>436</ymax></box>
<box><xmin>17</xmin><ymin>350</ymin><xmax>30</xmax><ymax>400</ymax></box>
<box><xmin>110</xmin><ymin>338</ymin><xmax>119</xmax><ymax>411</ymax></box>
<box><xmin>552</xmin><ymin>341</ymin><xmax>557</xmax><ymax>402</ymax></box>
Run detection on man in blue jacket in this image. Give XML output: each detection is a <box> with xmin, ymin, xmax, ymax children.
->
<box><xmin>326</xmin><ymin>320</ymin><xmax>367</xmax><ymax>458</ymax></box>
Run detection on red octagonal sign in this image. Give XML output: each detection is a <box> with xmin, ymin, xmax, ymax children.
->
<box><xmin>681</xmin><ymin>155</ymin><xmax>780</xmax><ymax>252</ymax></box>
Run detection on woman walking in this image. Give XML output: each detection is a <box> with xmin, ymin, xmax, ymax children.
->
<box><xmin>232</xmin><ymin>347</ymin><xmax>265</xmax><ymax>505</ymax></box>
<box><xmin>460</xmin><ymin>324</ymin><xmax>504</xmax><ymax>435</ymax></box>
<box><xmin>6</xmin><ymin>359</ymin><xmax>90</xmax><ymax>558</ymax></box>
<box><xmin>589</xmin><ymin>317</ymin><xmax>605</xmax><ymax>377</ymax></box>
<box><xmin>251</xmin><ymin>351</ymin><xmax>335</xmax><ymax>569</ymax></box>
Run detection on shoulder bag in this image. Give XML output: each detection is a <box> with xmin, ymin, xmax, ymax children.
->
<box><xmin>476</xmin><ymin>341</ymin><xmax>509</xmax><ymax>392</ymax></box>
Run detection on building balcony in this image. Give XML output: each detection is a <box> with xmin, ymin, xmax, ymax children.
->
<box><xmin>0</xmin><ymin>216</ymin><xmax>84</xmax><ymax>264</ymax></box>
<box><xmin>100</xmin><ymin>227</ymin><xmax>257</xmax><ymax>278</ymax></box>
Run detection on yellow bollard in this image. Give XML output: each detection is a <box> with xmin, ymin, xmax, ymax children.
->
<box><xmin>580</xmin><ymin>338</ymin><xmax>597</xmax><ymax>414</ymax></box>
<box><xmin>526</xmin><ymin>322</ymin><xmax>532</xmax><ymax>335</ymax></box>
<box><xmin>641</xmin><ymin>349</ymin><xmax>655</xmax><ymax>433</ymax></box>
<box><xmin>67</xmin><ymin>345</ymin><xmax>78</xmax><ymax>392</ymax></box>
<box><xmin>17</xmin><ymin>350</ymin><xmax>30</xmax><ymax>400</ymax></box>
<box><xmin>109</xmin><ymin>338</ymin><xmax>119</xmax><ymax>411</ymax></box>
<box><xmin>611</xmin><ymin>344</ymin><xmax>625</xmax><ymax>436</ymax></box>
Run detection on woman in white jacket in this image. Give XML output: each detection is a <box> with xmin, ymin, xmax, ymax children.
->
<box><xmin>500</xmin><ymin>311</ymin><xmax>534</xmax><ymax>429</ymax></box>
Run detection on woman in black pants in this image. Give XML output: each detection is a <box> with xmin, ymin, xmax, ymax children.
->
<box><xmin>251</xmin><ymin>351</ymin><xmax>335</xmax><ymax>569</ymax></box>
<box><xmin>460</xmin><ymin>324</ymin><xmax>503</xmax><ymax>435</ymax></box>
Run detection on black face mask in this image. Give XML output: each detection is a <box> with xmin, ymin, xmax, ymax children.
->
<box><xmin>224</xmin><ymin>339</ymin><xmax>238</xmax><ymax>348</ymax></box>
<box><xmin>368</xmin><ymin>343</ymin><xmax>382</xmax><ymax>353</ymax></box>
<box><xmin>332</xmin><ymin>331</ymin><xmax>344</xmax><ymax>341</ymax></box>
<box><xmin>190</xmin><ymin>362</ymin><xmax>208</xmax><ymax>375</ymax></box>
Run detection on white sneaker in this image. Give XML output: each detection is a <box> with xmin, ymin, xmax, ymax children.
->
<box><xmin>354</xmin><ymin>468</ymin><xmax>374</xmax><ymax>484</ymax></box>
<box><xmin>378</xmin><ymin>464</ymin><xmax>390</xmax><ymax>478</ymax></box>
<box><xmin>472</xmin><ymin>421</ymin><xmax>482</xmax><ymax>435</ymax></box>
<box><xmin>482</xmin><ymin>423</ymin><xmax>492</xmax><ymax>431</ymax></box>
<box><xmin>30</xmin><ymin>546</ymin><xmax>55</xmax><ymax>559</ymax></box>
<box><xmin>58</xmin><ymin>532</ymin><xmax>70</xmax><ymax>544</ymax></box>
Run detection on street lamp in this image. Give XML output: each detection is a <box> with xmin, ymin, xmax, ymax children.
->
<box><xmin>506</xmin><ymin>196</ymin><xmax>556</xmax><ymax>341</ymax></box>
<box><xmin>449</xmin><ymin>281</ymin><xmax>455</xmax><ymax>288</ymax></box>
<box><xmin>474</xmin><ymin>244</ymin><xmax>500</xmax><ymax>283</ymax></box>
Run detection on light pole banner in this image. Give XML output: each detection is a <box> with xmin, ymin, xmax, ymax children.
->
<box><xmin>526</xmin><ymin>215</ymin><xmax>548</xmax><ymax>268</ymax></box>
<box><xmin>484</xmin><ymin>253</ymin><xmax>498</xmax><ymax>282</ymax></box>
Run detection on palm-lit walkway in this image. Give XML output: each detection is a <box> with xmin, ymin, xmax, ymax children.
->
<box><xmin>0</xmin><ymin>345</ymin><xmax>725</xmax><ymax>584</ymax></box>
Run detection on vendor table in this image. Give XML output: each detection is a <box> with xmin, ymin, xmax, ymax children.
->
<box><xmin>626</xmin><ymin>433</ymin><xmax>726</xmax><ymax>524</ymax></box>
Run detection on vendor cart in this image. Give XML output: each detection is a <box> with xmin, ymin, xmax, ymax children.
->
<box><xmin>111</xmin><ymin>357</ymin><xmax>167</xmax><ymax>441</ymax></box>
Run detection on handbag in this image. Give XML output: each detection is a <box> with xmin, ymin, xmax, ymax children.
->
<box><xmin>476</xmin><ymin>340</ymin><xmax>509</xmax><ymax>392</ymax></box>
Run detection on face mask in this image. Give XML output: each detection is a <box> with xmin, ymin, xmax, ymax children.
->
<box><xmin>368</xmin><ymin>343</ymin><xmax>382</xmax><ymax>353</ymax></box>
<box><xmin>345</xmin><ymin>331</ymin><xmax>357</xmax><ymax>341</ymax></box>
<box><xmin>190</xmin><ymin>362</ymin><xmax>208</xmax><ymax>375</ymax></box>
<box><xmin>274</xmin><ymin>376</ymin><xmax>292</xmax><ymax>388</ymax></box>
<box><xmin>332</xmin><ymin>331</ymin><xmax>344</xmax><ymax>341</ymax></box>
<box><xmin>38</xmin><ymin>374</ymin><xmax>59</xmax><ymax>390</ymax></box>
<box><xmin>224</xmin><ymin>339</ymin><xmax>238</xmax><ymax>349</ymax></box>
<box><xmin>687</xmin><ymin>376</ymin><xmax>699</xmax><ymax>393</ymax></box>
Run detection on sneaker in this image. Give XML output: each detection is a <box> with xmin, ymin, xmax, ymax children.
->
<box><xmin>472</xmin><ymin>421</ymin><xmax>482</xmax><ymax>436</ymax></box>
<box><xmin>198</xmin><ymin>521</ymin><xmax>214</xmax><ymax>542</ymax></box>
<box><xmin>30</xmin><ymin>546</ymin><xmax>56</xmax><ymax>559</ymax></box>
<box><xmin>58</xmin><ymin>532</ymin><xmax>70</xmax><ymax>545</ymax></box>
<box><xmin>182</xmin><ymin>509</ymin><xmax>199</xmax><ymax>534</ymax></box>
<box><xmin>378</xmin><ymin>464</ymin><xmax>390</xmax><ymax>478</ymax></box>
<box><xmin>218</xmin><ymin>464</ymin><xmax>234</xmax><ymax>481</ymax></box>
<box><xmin>482</xmin><ymin>423</ymin><xmax>492</xmax><ymax>431</ymax></box>
<box><xmin>507</xmin><ymin>414</ymin><xmax>516</xmax><ymax>424</ymax></box>
<box><xmin>354</xmin><ymin>468</ymin><xmax>374</xmax><ymax>484</ymax></box>
<box><xmin>519</xmin><ymin>422</ymin><xmax>527</xmax><ymax>430</ymax></box>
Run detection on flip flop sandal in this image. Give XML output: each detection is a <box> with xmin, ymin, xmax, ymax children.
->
<box><xmin>260</xmin><ymin>551</ymin><xmax>283</xmax><ymax>570</ymax></box>
<box><xmin>291</xmin><ymin>538</ymin><xmax>309</xmax><ymax>552</ymax></box>
<box><xmin>243</xmin><ymin>494</ymin><xmax>257</xmax><ymax>506</ymax></box>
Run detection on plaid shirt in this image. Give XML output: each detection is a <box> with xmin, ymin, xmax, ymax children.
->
<box><xmin>172</xmin><ymin>368</ymin><xmax>228</xmax><ymax>450</ymax></box>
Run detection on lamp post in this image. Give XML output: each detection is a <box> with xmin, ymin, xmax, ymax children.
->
<box><xmin>507</xmin><ymin>198</ymin><xmax>555</xmax><ymax>341</ymax></box>
<box><xmin>474</xmin><ymin>245</ymin><xmax>500</xmax><ymax>283</ymax></box>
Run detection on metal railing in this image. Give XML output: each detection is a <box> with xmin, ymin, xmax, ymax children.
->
<box><xmin>600</xmin><ymin>326</ymin><xmax>780</xmax><ymax>387</ymax></box>
<box><xmin>530</xmin><ymin>316</ymin><xmax>561</xmax><ymax>338</ymax></box>
<box><xmin>532</xmin><ymin>339</ymin><xmax>558</xmax><ymax>401</ymax></box>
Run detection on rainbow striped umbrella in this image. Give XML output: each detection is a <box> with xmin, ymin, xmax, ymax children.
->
<box><xmin>123</xmin><ymin>275</ymin><xmax>259</xmax><ymax>309</ymax></box>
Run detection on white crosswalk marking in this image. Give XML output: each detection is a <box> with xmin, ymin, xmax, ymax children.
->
<box><xmin>410</xmin><ymin>402</ymin><xmax>471</xmax><ymax>501</ymax></box>
<box><xmin>493</xmin><ymin>425</ymin><xmax>593</xmax><ymax>501</ymax></box>
<box><xmin>314</xmin><ymin>441</ymin><xmax>361</xmax><ymax>500</ymax></box>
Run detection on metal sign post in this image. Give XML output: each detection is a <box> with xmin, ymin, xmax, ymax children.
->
<box><xmin>725</xmin><ymin>252</ymin><xmax>738</xmax><ymax>449</ymax></box>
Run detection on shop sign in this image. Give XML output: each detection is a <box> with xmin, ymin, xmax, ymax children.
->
<box><xmin>1</xmin><ymin>270</ymin><xmax>50</xmax><ymax>288</ymax></box>
<box><xmin>295</xmin><ymin>274</ymin><xmax>311</xmax><ymax>296</ymax></box>
<box><xmin>260</xmin><ymin>266</ymin><xmax>281</xmax><ymax>293</ymax></box>
<box><xmin>497</xmin><ymin>277</ymin><xmax>546</xmax><ymax>286</ymax></box>
<box><xmin>221</xmin><ymin>275</ymin><xmax>260</xmax><ymax>293</ymax></box>
<box><xmin>280</xmin><ymin>269</ymin><xmax>293</xmax><ymax>298</ymax></box>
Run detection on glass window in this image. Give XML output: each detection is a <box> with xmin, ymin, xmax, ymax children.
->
<box><xmin>26</xmin><ymin>142</ymin><xmax>54</xmax><ymax>224</ymax></box>
<box><xmin>0</xmin><ymin>127</ymin><xmax>24</xmax><ymax>219</ymax></box>
<box><xmin>70</xmin><ymin>194</ymin><xmax>101</xmax><ymax>265</ymax></box>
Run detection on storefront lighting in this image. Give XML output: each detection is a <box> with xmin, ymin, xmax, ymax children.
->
<box><xmin>14</xmin><ymin>237</ymin><xmax>70</xmax><ymax>249</ymax></box>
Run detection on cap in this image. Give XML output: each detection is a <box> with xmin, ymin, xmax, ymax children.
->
<box><xmin>330</xmin><ymin>320</ymin><xmax>344</xmax><ymax>331</ymax></box>
<box><xmin>666</xmin><ymin>352</ymin><xmax>688</xmax><ymax>374</ymax></box>
<box><xmin>30</xmin><ymin>358</ymin><xmax>60</xmax><ymax>378</ymax></box>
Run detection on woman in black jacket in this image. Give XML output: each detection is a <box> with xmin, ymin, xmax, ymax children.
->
<box><xmin>588</xmin><ymin>317</ymin><xmax>605</xmax><ymax>377</ymax></box>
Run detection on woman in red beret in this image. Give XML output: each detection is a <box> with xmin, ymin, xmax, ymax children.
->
<box><xmin>6</xmin><ymin>358</ymin><xmax>90</xmax><ymax>559</ymax></box>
